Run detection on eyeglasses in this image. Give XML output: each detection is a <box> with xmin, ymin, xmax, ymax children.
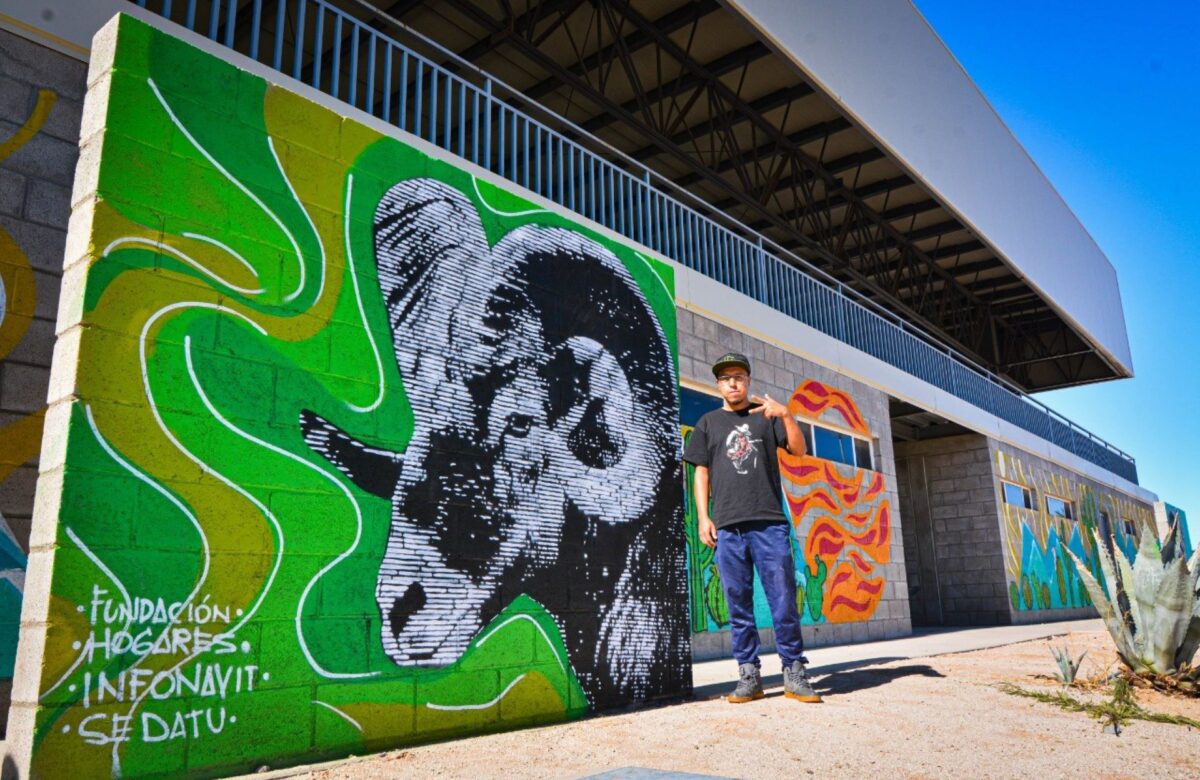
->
<box><xmin>716</xmin><ymin>373</ymin><xmax>749</xmax><ymax>385</ymax></box>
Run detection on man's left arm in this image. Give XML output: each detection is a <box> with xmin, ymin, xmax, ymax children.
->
<box><xmin>749</xmin><ymin>394</ymin><xmax>806</xmax><ymax>456</ymax></box>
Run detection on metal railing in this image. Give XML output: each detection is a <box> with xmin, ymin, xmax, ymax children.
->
<box><xmin>131</xmin><ymin>0</ymin><xmax>1138</xmax><ymax>485</ymax></box>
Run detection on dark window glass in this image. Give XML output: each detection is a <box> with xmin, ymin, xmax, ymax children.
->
<box><xmin>813</xmin><ymin>426</ymin><xmax>854</xmax><ymax>467</ymax></box>
<box><xmin>1046</xmin><ymin>496</ymin><xmax>1074</xmax><ymax>520</ymax></box>
<box><xmin>1002</xmin><ymin>482</ymin><xmax>1030</xmax><ymax>508</ymax></box>
<box><xmin>799</xmin><ymin>422</ymin><xmax>814</xmax><ymax>455</ymax></box>
<box><xmin>854</xmin><ymin>437</ymin><xmax>873</xmax><ymax>470</ymax></box>
<box><xmin>679</xmin><ymin>386</ymin><xmax>722</xmax><ymax>427</ymax></box>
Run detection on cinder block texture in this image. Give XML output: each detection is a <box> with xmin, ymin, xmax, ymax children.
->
<box><xmin>14</xmin><ymin>15</ymin><xmax>691</xmax><ymax>779</ymax></box>
<box><xmin>679</xmin><ymin>310</ymin><xmax>911</xmax><ymax>649</ymax></box>
<box><xmin>895</xmin><ymin>435</ymin><xmax>1011</xmax><ymax>626</ymax></box>
<box><xmin>992</xmin><ymin>440</ymin><xmax>1155</xmax><ymax>621</ymax></box>
<box><xmin>0</xmin><ymin>23</ymin><xmax>87</xmax><ymax>736</ymax></box>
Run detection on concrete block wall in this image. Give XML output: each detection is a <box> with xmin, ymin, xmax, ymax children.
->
<box><xmin>10</xmin><ymin>15</ymin><xmax>690</xmax><ymax>778</ymax></box>
<box><xmin>894</xmin><ymin>434</ymin><xmax>1011</xmax><ymax>626</ymax></box>
<box><xmin>991</xmin><ymin>439</ymin><xmax>1152</xmax><ymax>625</ymax></box>
<box><xmin>679</xmin><ymin>308</ymin><xmax>911</xmax><ymax>659</ymax></box>
<box><xmin>0</xmin><ymin>26</ymin><xmax>86</xmax><ymax>732</ymax></box>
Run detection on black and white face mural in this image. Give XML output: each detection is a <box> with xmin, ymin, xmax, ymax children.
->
<box><xmin>301</xmin><ymin>179</ymin><xmax>690</xmax><ymax>708</ymax></box>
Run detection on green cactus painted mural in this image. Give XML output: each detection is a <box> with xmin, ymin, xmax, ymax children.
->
<box><xmin>996</xmin><ymin>448</ymin><xmax>1150</xmax><ymax>613</ymax></box>
<box><xmin>17</xmin><ymin>15</ymin><xmax>689</xmax><ymax>778</ymax></box>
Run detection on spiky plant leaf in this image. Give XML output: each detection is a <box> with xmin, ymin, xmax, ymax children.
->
<box><xmin>1066</xmin><ymin>547</ymin><xmax>1138</xmax><ymax>664</ymax></box>
<box><xmin>1181</xmin><ymin>597</ymin><xmax>1200</xmax><ymax>670</ymax></box>
<box><xmin>1131</xmin><ymin>528</ymin><xmax>1165</xmax><ymax>635</ymax></box>
<box><xmin>1090</xmin><ymin>528</ymin><xmax>1130</xmax><ymax>631</ymax></box>
<box><xmin>1145</xmin><ymin>556</ymin><xmax>1191</xmax><ymax>673</ymax></box>
<box><xmin>1115</xmin><ymin>545</ymin><xmax>1141</xmax><ymax>639</ymax></box>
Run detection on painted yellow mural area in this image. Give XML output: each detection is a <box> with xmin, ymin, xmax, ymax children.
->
<box><xmin>0</xmin><ymin>86</ymin><xmax>58</xmax><ymax>679</ymax></box>
<box><xmin>21</xmin><ymin>15</ymin><xmax>688</xmax><ymax>779</ymax></box>
<box><xmin>995</xmin><ymin>449</ymin><xmax>1153</xmax><ymax>612</ymax></box>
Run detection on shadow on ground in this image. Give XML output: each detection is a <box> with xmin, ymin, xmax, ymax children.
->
<box><xmin>693</xmin><ymin>656</ymin><xmax>948</xmax><ymax>699</ymax></box>
<box><xmin>815</xmin><ymin>664</ymin><xmax>944</xmax><ymax>695</ymax></box>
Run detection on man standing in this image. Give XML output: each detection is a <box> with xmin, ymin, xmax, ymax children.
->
<box><xmin>682</xmin><ymin>352</ymin><xmax>821</xmax><ymax>703</ymax></box>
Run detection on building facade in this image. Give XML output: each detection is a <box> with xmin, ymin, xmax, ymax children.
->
<box><xmin>0</xmin><ymin>1</ymin><xmax>1177</xmax><ymax>777</ymax></box>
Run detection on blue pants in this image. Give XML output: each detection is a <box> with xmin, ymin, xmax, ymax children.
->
<box><xmin>715</xmin><ymin>520</ymin><xmax>806</xmax><ymax>669</ymax></box>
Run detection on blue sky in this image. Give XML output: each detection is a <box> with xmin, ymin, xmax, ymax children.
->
<box><xmin>914</xmin><ymin>1</ymin><xmax>1200</xmax><ymax>544</ymax></box>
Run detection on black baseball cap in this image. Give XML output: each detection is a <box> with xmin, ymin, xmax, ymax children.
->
<box><xmin>711</xmin><ymin>352</ymin><xmax>751</xmax><ymax>377</ymax></box>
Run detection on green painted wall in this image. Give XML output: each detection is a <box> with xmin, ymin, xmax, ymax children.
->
<box><xmin>21</xmin><ymin>15</ymin><xmax>688</xmax><ymax>777</ymax></box>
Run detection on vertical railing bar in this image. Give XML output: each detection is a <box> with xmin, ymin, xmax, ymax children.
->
<box><xmin>249</xmin><ymin>0</ymin><xmax>262</xmax><ymax>61</ymax></box>
<box><xmin>413</xmin><ymin>59</ymin><xmax>423</xmax><ymax>137</ymax></box>
<box><xmin>271</xmin><ymin>0</ymin><xmax>284</xmax><ymax>69</ymax></box>
<box><xmin>443</xmin><ymin>72</ymin><xmax>452</xmax><ymax>150</ymax></box>
<box><xmin>428</xmin><ymin>67</ymin><xmax>438</xmax><ymax>144</ymax></box>
<box><xmin>382</xmin><ymin>44</ymin><xmax>392</xmax><ymax>123</ymax></box>
<box><xmin>312</xmin><ymin>4</ymin><xmax>324</xmax><ymax>89</ymax></box>
<box><xmin>483</xmin><ymin>80</ymin><xmax>492</xmax><ymax>171</ymax></box>
<box><xmin>348</xmin><ymin>24</ymin><xmax>360</xmax><ymax>109</ymax></box>
<box><xmin>331</xmin><ymin>13</ymin><xmax>341</xmax><ymax>98</ymax></box>
<box><xmin>471</xmin><ymin>87</ymin><xmax>480</xmax><ymax>165</ymax></box>
<box><xmin>366</xmin><ymin>32</ymin><xmax>377</xmax><ymax>117</ymax></box>
<box><xmin>187</xmin><ymin>0</ymin><xmax>199</xmax><ymax>30</ymax></box>
<box><xmin>399</xmin><ymin>51</ymin><xmax>409</xmax><ymax>131</ymax></box>
<box><xmin>224</xmin><ymin>0</ymin><xmax>236</xmax><ymax>47</ymax></box>
<box><xmin>457</xmin><ymin>80</ymin><xmax>466</xmax><ymax>157</ymax></box>
<box><xmin>291</xmin><ymin>0</ymin><xmax>306</xmax><ymax>81</ymax></box>
<box><xmin>208</xmin><ymin>0</ymin><xmax>220</xmax><ymax>40</ymax></box>
<box><xmin>534</xmin><ymin>126</ymin><xmax>542</xmax><ymax>196</ymax></box>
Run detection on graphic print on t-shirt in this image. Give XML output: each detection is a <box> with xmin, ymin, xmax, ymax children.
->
<box><xmin>724</xmin><ymin>423</ymin><xmax>761</xmax><ymax>474</ymax></box>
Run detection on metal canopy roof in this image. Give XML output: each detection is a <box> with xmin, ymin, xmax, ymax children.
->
<box><xmin>358</xmin><ymin>0</ymin><xmax>1129</xmax><ymax>392</ymax></box>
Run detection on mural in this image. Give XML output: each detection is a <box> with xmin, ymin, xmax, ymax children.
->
<box><xmin>0</xmin><ymin>85</ymin><xmax>58</xmax><ymax>679</ymax></box>
<box><xmin>683</xmin><ymin>380</ymin><xmax>891</xmax><ymax>630</ymax></box>
<box><xmin>995</xmin><ymin>449</ymin><xmax>1154</xmax><ymax>612</ymax></box>
<box><xmin>22</xmin><ymin>16</ymin><xmax>687</xmax><ymax>778</ymax></box>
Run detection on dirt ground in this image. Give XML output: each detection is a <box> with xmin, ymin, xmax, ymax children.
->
<box><xmin>293</xmin><ymin>630</ymin><xmax>1200</xmax><ymax>779</ymax></box>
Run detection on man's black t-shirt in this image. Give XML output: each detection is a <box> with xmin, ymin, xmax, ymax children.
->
<box><xmin>682</xmin><ymin>404</ymin><xmax>790</xmax><ymax>529</ymax></box>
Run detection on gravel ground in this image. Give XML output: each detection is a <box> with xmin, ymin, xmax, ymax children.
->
<box><xmin>286</xmin><ymin>630</ymin><xmax>1200</xmax><ymax>779</ymax></box>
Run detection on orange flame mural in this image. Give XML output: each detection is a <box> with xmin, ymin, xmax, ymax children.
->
<box><xmin>781</xmin><ymin>380</ymin><xmax>891</xmax><ymax>623</ymax></box>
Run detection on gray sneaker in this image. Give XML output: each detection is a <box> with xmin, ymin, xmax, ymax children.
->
<box><xmin>784</xmin><ymin>660</ymin><xmax>822</xmax><ymax>703</ymax></box>
<box><xmin>727</xmin><ymin>662</ymin><xmax>765</xmax><ymax>703</ymax></box>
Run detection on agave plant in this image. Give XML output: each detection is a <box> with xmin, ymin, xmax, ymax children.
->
<box><xmin>1066</xmin><ymin>523</ymin><xmax>1200</xmax><ymax>684</ymax></box>
<box><xmin>1050</xmin><ymin>644</ymin><xmax>1087</xmax><ymax>684</ymax></box>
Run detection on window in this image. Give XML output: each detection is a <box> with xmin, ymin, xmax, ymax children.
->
<box><xmin>679</xmin><ymin>386</ymin><xmax>875</xmax><ymax>471</ymax></box>
<box><xmin>854</xmin><ymin>438</ymin><xmax>873</xmax><ymax>470</ymax></box>
<box><xmin>1001</xmin><ymin>481</ymin><xmax>1034</xmax><ymax>510</ymax></box>
<box><xmin>678</xmin><ymin>386</ymin><xmax>722</xmax><ymax>427</ymax></box>
<box><xmin>1122</xmin><ymin>518</ymin><xmax>1137</xmax><ymax>537</ymax></box>
<box><xmin>806</xmin><ymin>422</ymin><xmax>873</xmax><ymax>470</ymax></box>
<box><xmin>1099</xmin><ymin>510</ymin><xmax>1112</xmax><ymax>536</ymax></box>
<box><xmin>1045</xmin><ymin>495</ymin><xmax>1074</xmax><ymax>521</ymax></box>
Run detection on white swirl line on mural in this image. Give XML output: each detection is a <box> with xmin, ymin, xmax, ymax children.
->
<box><xmin>184</xmin><ymin>335</ymin><xmax>381</xmax><ymax>680</ymax></box>
<box><xmin>84</xmin><ymin>402</ymin><xmax>212</xmax><ymax>634</ymax></box>
<box><xmin>267</xmin><ymin>137</ymin><xmax>327</xmax><ymax>306</ymax></box>
<box><xmin>425</xmin><ymin>673</ymin><xmax>528</xmax><ymax>711</ymax></box>
<box><xmin>343</xmin><ymin>173</ymin><xmax>386</xmax><ymax>414</ymax></box>
<box><xmin>108</xmin><ymin>302</ymin><xmax>290</xmax><ymax>776</ymax></box>
<box><xmin>146</xmin><ymin>78</ymin><xmax>307</xmax><ymax>303</ymax></box>
<box><xmin>475</xmin><ymin>613</ymin><xmax>566</xmax><ymax>673</ymax></box>
<box><xmin>180</xmin><ymin>232</ymin><xmax>262</xmax><ymax>285</ymax></box>
<box><xmin>103</xmin><ymin>237</ymin><xmax>265</xmax><ymax>296</ymax></box>
<box><xmin>38</xmin><ymin>526</ymin><xmax>133</xmax><ymax>702</ymax></box>
<box><xmin>312</xmin><ymin>700</ymin><xmax>363</xmax><ymax>732</ymax></box>
<box><xmin>138</xmin><ymin>302</ymin><xmax>284</xmax><ymax>630</ymax></box>
<box><xmin>471</xmin><ymin>176</ymin><xmax>549</xmax><ymax>217</ymax></box>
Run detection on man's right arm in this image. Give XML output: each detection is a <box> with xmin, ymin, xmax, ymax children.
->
<box><xmin>694</xmin><ymin>465</ymin><xmax>717</xmax><ymax>548</ymax></box>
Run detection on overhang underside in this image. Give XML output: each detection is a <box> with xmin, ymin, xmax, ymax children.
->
<box><xmin>219</xmin><ymin>0</ymin><xmax>1126</xmax><ymax>391</ymax></box>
